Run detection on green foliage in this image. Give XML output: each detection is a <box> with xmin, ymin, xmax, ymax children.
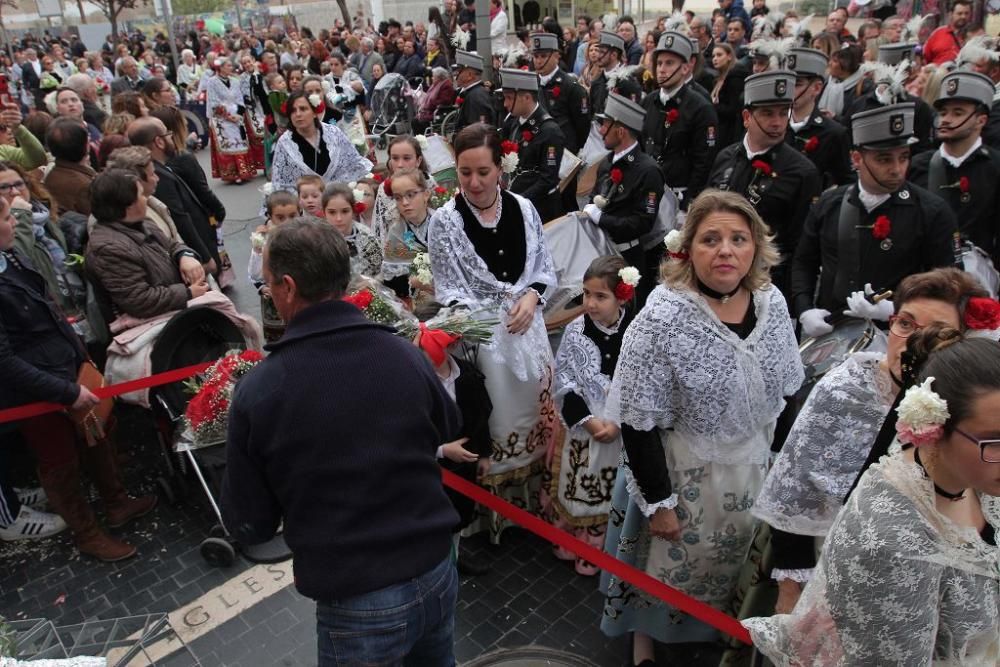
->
<box><xmin>171</xmin><ymin>0</ymin><xmax>229</xmax><ymax>16</ymax></box>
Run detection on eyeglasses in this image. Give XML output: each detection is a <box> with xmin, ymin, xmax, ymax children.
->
<box><xmin>888</xmin><ymin>315</ymin><xmax>925</xmax><ymax>338</ymax></box>
<box><xmin>0</xmin><ymin>180</ymin><xmax>26</xmax><ymax>192</ymax></box>
<box><xmin>392</xmin><ymin>189</ymin><xmax>425</xmax><ymax>203</ymax></box>
<box><xmin>953</xmin><ymin>427</ymin><xmax>1000</xmax><ymax>463</ymax></box>
<box><xmin>158</xmin><ymin>131</ymin><xmax>174</xmax><ymax>139</ymax></box>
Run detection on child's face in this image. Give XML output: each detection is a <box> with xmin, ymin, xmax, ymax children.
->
<box><xmin>299</xmin><ymin>185</ymin><xmax>322</xmax><ymax>215</ymax></box>
<box><xmin>357</xmin><ymin>184</ymin><xmax>375</xmax><ymax>215</ymax></box>
<box><xmin>271</xmin><ymin>76</ymin><xmax>287</xmax><ymax>92</ymax></box>
<box><xmin>269</xmin><ymin>203</ymin><xmax>300</xmax><ymax>226</ymax></box>
<box><xmin>582</xmin><ymin>276</ymin><xmax>623</xmax><ymax>328</ymax></box>
<box><xmin>324</xmin><ymin>195</ymin><xmax>354</xmax><ymax>235</ymax></box>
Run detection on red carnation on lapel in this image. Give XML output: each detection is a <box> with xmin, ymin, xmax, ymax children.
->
<box><xmin>803</xmin><ymin>136</ymin><xmax>820</xmax><ymax>153</ymax></box>
<box><xmin>455</xmin><ymin>96</ymin><xmax>465</xmax><ymax>105</ymax></box>
<box><xmin>522</xmin><ymin>129</ymin><xmax>534</xmax><ymax>142</ymax></box>
<box><xmin>872</xmin><ymin>215</ymin><xmax>891</xmax><ymax>240</ymax></box>
<box><xmin>751</xmin><ymin>159</ymin><xmax>772</xmax><ymax>176</ymax></box>
<box><xmin>665</xmin><ymin>109</ymin><xmax>679</xmax><ymax>125</ymax></box>
<box><xmin>551</xmin><ymin>85</ymin><xmax>561</xmax><ymax>98</ymax></box>
<box><xmin>609</xmin><ymin>167</ymin><xmax>623</xmax><ymax>184</ymax></box>
<box><xmin>959</xmin><ymin>176</ymin><xmax>970</xmax><ymax>193</ymax></box>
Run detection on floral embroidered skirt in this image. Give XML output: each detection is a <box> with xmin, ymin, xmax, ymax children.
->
<box><xmin>600</xmin><ymin>429</ymin><xmax>767</xmax><ymax>644</ymax></box>
<box><xmin>208</xmin><ymin>116</ymin><xmax>258</xmax><ymax>183</ymax></box>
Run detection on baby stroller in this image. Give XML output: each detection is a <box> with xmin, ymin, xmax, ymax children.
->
<box><xmin>368</xmin><ymin>73</ymin><xmax>415</xmax><ymax>146</ymax></box>
<box><xmin>149</xmin><ymin>307</ymin><xmax>290</xmax><ymax>567</ymax></box>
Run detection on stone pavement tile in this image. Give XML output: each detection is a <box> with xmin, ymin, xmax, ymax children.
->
<box><xmin>454</xmin><ymin>634</ymin><xmax>486</xmax><ymax>663</ymax></box>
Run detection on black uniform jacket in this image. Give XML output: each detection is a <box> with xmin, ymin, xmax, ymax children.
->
<box><xmin>455</xmin><ymin>80</ymin><xmax>497</xmax><ymax>132</ymax></box>
<box><xmin>502</xmin><ymin>104</ymin><xmax>566</xmax><ymax>223</ymax></box>
<box><xmin>785</xmin><ymin>106</ymin><xmax>853</xmax><ymax>189</ymax></box>
<box><xmin>539</xmin><ymin>68</ymin><xmax>590</xmax><ymax>153</ymax></box>
<box><xmin>592</xmin><ymin>144</ymin><xmax>664</xmax><ymax>265</ymax></box>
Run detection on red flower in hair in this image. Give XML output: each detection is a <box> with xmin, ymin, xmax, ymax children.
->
<box><xmin>353</xmin><ymin>201</ymin><xmax>367</xmax><ymax>214</ymax></box>
<box><xmin>455</xmin><ymin>96</ymin><xmax>465</xmax><ymax>105</ymax></box>
<box><xmin>343</xmin><ymin>290</ymin><xmax>374</xmax><ymax>310</ymax></box>
<box><xmin>964</xmin><ymin>297</ymin><xmax>1000</xmax><ymax>330</ymax></box>
<box><xmin>501</xmin><ymin>140</ymin><xmax>519</xmax><ymax>155</ymax></box>
<box><xmin>751</xmin><ymin>159</ymin><xmax>772</xmax><ymax>176</ymax></box>
<box><xmin>551</xmin><ymin>85</ymin><xmax>561</xmax><ymax>98</ymax></box>
<box><xmin>522</xmin><ymin>129</ymin><xmax>534</xmax><ymax>143</ymax></box>
<box><xmin>383</xmin><ymin>178</ymin><xmax>393</xmax><ymax>197</ymax></box>
<box><xmin>614</xmin><ymin>281</ymin><xmax>635</xmax><ymax>301</ymax></box>
<box><xmin>372</xmin><ymin>173</ymin><xmax>385</xmax><ymax>183</ymax></box>
<box><xmin>519</xmin><ymin>65</ymin><xmax>529</xmax><ymax>71</ymax></box>
<box><xmin>872</xmin><ymin>215</ymin><xmax>891</xmax><ymax>240</ymax></box>
<box><xmin>959</xmin><ymin>176</ymin><xmax>970</xmax><ymax>193</ymax></box>
<box><xmin>803</xmin><ymin>136</ymin><xmax>820</xmax><ymax>153</ymax></box>
<box><xmin>609</xmin><ymin>168</ymin><xmax>623</xmax><ymax>184</ymax></box>
<box><xmin>665</xmin><ymin>109</ymin><xmax>679</xmax><ymax>126</ymax></box>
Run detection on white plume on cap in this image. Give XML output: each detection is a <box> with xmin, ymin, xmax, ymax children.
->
<box><xmin>751</xmin><ymin>15</ymin><xmax>776</xmax><ymax>42</ymax></box>
<box><xmin>902</xmin><ymin>14</ymin><xmax>929</xmax><ymax>44</ymax></box>
<box><xmin>503</xmin><ymin>41</ymin><xmax>528</xmax><ymax>67</ymax></box>
<box><xmin>862</xmin><ymin>58</ymin><xmax>911</xmax><ymax>106</ymax></box>
<box><xmin>790</xmin><ymin>13</ymin><xmax>813</xmax><ymax>44</ymax></box>
<box><xmin>602</xmin><ymin>14</ymin><xmax>619</xmax><ymax>30</ymax></box>
<box><xmin>665</xmin><ymin>11</ymin><xmax>690</xmax><ymax>35</ymax></box>
<box><xmin>957</xmin><ymin>35</ymin><xmax>1000</xmax><ymax>67</ymax></box>
<box><xmin>451</xmin><ymin>27</ymin><xmax>470</xmax><ymax>49</ymax></box>
<box><xmin>751</xmin><ymin>36</ymin><xmax>794</xmax><ymax>69</ymax></box>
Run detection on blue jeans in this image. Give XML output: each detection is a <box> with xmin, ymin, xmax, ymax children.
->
<box><xmin>316</xmin><ymin>556</ymin><xmax>458</xmax><ymax>667</ymax></box>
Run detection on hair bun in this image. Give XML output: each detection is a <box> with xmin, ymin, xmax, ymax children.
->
<box><xmin>901</xmin><ymin>324</ymin><xmax>963</xmax><ymax>387</ymax></box>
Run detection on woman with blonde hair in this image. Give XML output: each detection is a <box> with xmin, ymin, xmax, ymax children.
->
<box><xmin>600</xmin><ymin>189</ymin><xmax>803</xmax><ymax>665</ymax></box>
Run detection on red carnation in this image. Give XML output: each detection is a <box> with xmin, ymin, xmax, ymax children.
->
<box><xmin>964</xmin><ymin>297</ymin><xmax>1000</xmax><ymax>330</ymax></box>
<box><xmin>434</xmin><ymin>185</ymin><xmax>447</xmax><ymax>194</ymax></box>
<box><xmin>455</xmin><ymin>96</ymin><xmax>465</xmax><ymax>105</ymax></box>
<box><xmin>665</xmin><ymin>109</ymin><xmax>679</xmax><ymax>125</ymax></box>
<box><xmin>353</xmin><ymin>201</ymin><xmax>367</xmax><ymax>214</ymax></box>
<box><xmin>344</xmin><ymin>290</ymin><xmax>373</xmax><ymax>310</ymax></box>
<box><xmin>383</xmin><ymin>178</ymin><xmax>393</xmax><ymax>197</ymax></box>
<box><xmin>372</xmin><ymin>173</ymin><xmax>385</xmax><ymax>183</ymax></box>
<box><xmin>751</xmin><ymin>159</ymin><xmax>772</xmax><ymax>176</ymax></box>
<box><xmin>872</xmin><ymin>215</ymin><xmax>891</xmax><ymax>240</ymax></box>
<box><xmin>551</xmin><ymin>85</ymin><xmax>561</xmax><ymax>98</ymax></box>
<box><xmin>609</xmin><ymin>168</ymin><xmax>623</xmax><ymax>184</ymax></box>
<box><xmin>959</xmin><ymin>176</ymin><xmax>970</xmax><ymax>193</ymax></box>
<box><xmin>614</xmin><ymin>281</ymin><xmax>635</xmax><ymax>301</ymax></box>
<box><xmin>522</xmin><ymin>129</ymin><xmax>534</xmax><ymax>142</ymax></box>
<box><xmin>519</xmin><ymin>65</ymin><xmax>529</xmax><ymax>71</ymax></box>
<box><xmin>803</xmin><ymin>136</ymin><xmax>820</xmax><ymax>153</ymax></box>
<box><xmin>501</xmin><ymin>140</ymin><xmax>519</xmax><ymax>155</ymax></box>
<box><xmin>239</xmin><ymin>350</ymin><xmax>263</xmax><ymax>363</ymax></box>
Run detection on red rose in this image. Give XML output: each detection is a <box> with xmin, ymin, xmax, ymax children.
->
<box><xmin>665</xmin><ymin>109</ymin><xmax>679</xmax><ymax>125</ymax></box>
<box><xmin>959</xmin><ymin>176</ymin><xmax>970</xmax><ymax>193</ymax></box>
<box><xmin>353</xmin><ymin>201</ymin><xmax>367</xmax><ymax>214</ymax></box>
<box><xmin>614</xmin><ymin>281</ymin><xmax>635</xmax><ymax>301</ymax></box>
<box><xmin>501</xmin><ymin>139</ymin><xmax>519</xmax><ymax>155</ymax></box>
<box><xmin>344</xmin><ymin>290</ymin><xmax>373</xmax><ymax>310</ymax></box>
<box><xmin>239</xmin><ymin>350</ymin><xmax>264</xmax><ymax>363</ymax></box>
<box><xmin>551</xmin><ymin>85</ymin><xmax>561</xmax><ymax>98</ymax></box>
<box><xmin>964</xmin><ymin>296</ymin><xmax>1000</xmax><ymax>330</ymax></box>
<box><xmin>610</xmin><ymin>168</ymin><xmax>623</xmax><ymax>184</ymax></box>
<box><xmin>751</xmin><ymin>159</ymin><xmax>772</xmax><ymax>176</ymax></box>
<box><xmin>383</xmin><ymin>178</ymin><xmax>393</xmax><ymax>197</ymax></box>
<box><xmin>522</xmin><ymin>130</ymin><xmax>534</xmax><ymax>142</ymax></box>
<box><xmin>803</xmin><ymin>136</ymin><xmax>820</xmax><ymax>153</ymax></box>
<box><xmin>872</xmin><ymin>215</ymin><xmax>891</xmax><ymax>240</ymax></box>
<box><xmin>455</xmin><ymin>96</ymin><xmax>465</xmax><ymax>105</ymax></box>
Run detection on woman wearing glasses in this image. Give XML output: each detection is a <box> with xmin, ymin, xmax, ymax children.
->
<box><xmin>746</xmin><ymin>323</ymin><xmax>1000</xmax><ymax>665</ymax></box>
<box><xmin>753</xmin><ymin>267</ymin><xmax>999</xmax><ymax>615</ymax></box>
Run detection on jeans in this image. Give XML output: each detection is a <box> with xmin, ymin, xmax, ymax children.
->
<box><xmin>316</xmin><ymin>556</ymin><xmax>458</xmax><ymax>667</ymax></box>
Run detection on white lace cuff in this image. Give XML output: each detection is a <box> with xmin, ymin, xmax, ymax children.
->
<box><xmin>771</xmin><ymin>567</ymin><xmax>814</xmax><ymax>583</ymax></box>
<box><xmin>572</xmin><ymin>414</ymin><xmax>595</xmax><ymax>430</ymax></box>
<box><xmin>623</xmin><ymin>465</ymin><xmax>678</xmax><ymax>517</ymax></box>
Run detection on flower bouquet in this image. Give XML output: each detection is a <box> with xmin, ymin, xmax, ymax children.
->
<box><xmin>429</xmin><ymin>184</ymin><xmax>457</xmax><ymax>210</ymax></box>
<box><xmin>343</xmin><ymin>288</ymin><xmax>399</xmax><ymax>324</ymax></box>
<box><xmin>183</xmin><ymin>349</ymin><xmax>264</xmax><ymax>445</ymax></box>
<box><xmin>393</xmin><ymin>306</ymin><xmax>498</xmax><ymax>346</ymax></box>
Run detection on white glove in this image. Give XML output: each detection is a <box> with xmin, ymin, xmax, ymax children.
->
<box><xmin>800</xmin><ymin>308</ymin><xmax>833</xmax><ymax>338</ymax></box>
<box><xmin>844</xmin><ymin>284</ymin><xmax>894</xmax><ymax>321</ymax></box>
<box><xmin>582</xmin><ymin>203</ymin><xmax>602</xmax><ymax>223</ymax></box>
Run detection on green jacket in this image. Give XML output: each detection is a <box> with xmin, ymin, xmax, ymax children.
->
<box><xmin>12</xmin><ymin>206</ymin><xmax>74</xmax><ymax>314</ymax></box>
<box><xmin>0</xmin><ymin>126</ymin><xmax>48</xmax><ymax>171</ymax></box>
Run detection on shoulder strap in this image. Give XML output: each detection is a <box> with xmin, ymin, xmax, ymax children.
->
<box><xmin>832</xmin><ymin>185</ymin><xmax>862</xmax><ymax>304</ymax></box>
<box><xmin>927</xmin><ymin>150</ymin><xmax>947</xmax><ymax>194</ymax></box>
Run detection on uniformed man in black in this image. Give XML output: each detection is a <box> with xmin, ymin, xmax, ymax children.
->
<box><xmin>843</xmin><ymin>43</ymin><xmax>937</xmax><ymax>154</ymax></box>
<box><xmin>792</xmin><ymin>103</ymin><xmax>959</xmax><ymax>338</ymax></box>
<box><xmin>588</xmin><ymin>31</ymin><xmax>643</xmax><ymax>117</ymax></box>
<box><xmin>581</xmin><ymin>93</ymin><xmax>664</xmax><ymax>304</ymax></box>
<box><xmin>531</xmin><ymin>32</ymin><xmax>589</xmax><ymax>154</ymax></box>
<box><xmin>786</xmin><ymin>47</ymin><xmax>853</xmax><ymax>189</ymax></box>
<box><xmin>910</xmin><ymin>70</ymin><xmax>1000</xmax><ymax>267</ymax></box>
<box><xmin>499</xmin><ymin>67</ymin><xmax>566</xmax><ymax>223</ymax></box>
<box><xmin>640</xmin><ymin>31</ymin><xmax>718</xmax><ymax>212</ymax></box>
<box><xmin>707</xmin><ymin>69</ymin><xmax>822</xmax><ymax>295</ymax></box>
<box><xmin>956</xmin><ymin>37</ymin><xmax>1000</xmax><ymax>150</ymax></box>
<box><xmin>452</xmin><ymin>50</ymin><xmax>497</xmax><ymax>134</ymax></box>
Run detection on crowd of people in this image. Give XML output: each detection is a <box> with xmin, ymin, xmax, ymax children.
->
<box><xmin>1</xmin><ymin>2</ymin><xmax>999</xmax><ymax>666</ymax></box>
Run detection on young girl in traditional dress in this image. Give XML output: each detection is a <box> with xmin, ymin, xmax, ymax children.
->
<box><xmin>546</xmin><ymin>256</ymin><xmax>638</xmax><ymax>576</ymax></box>
<box><xmin>248</xmin><ymin>191</ymin><xmax>300</xmax><ymax>342</ymax></box>
<box><xmin>380</xmin><ymin>167</ymin><xmax>436</xmax><ymax>304</ymax></box>
<box><xmin>372</xmin><ymin>135</ymin><xmax>434</xmax><ymax>247</ymax></box>
<box><xmin>354</xmin><ymin>177</ymin><xmax>377</xmax><ymax>230</ymax></box>
<box><xmin>322</xmin><ymin>183</ymin><xmax>383</xmax><ymax>278</ymax></box>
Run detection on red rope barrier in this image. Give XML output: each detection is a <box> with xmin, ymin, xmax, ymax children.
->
<box><xmin>0</xmin><ymin>362</ymin><xmax>753</xmax><ymax>645</ymax></box>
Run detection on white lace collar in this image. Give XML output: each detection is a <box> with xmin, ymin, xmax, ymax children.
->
<box><xmin>592</xmin><ymin>308</ymin><xmax>626</xmax><ymax>335</ymax></box>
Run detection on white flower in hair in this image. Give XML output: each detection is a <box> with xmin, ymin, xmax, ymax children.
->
<box><xmin>259</xmin><ymin>182</ymin><xmax>274</xmax><ymax>197</ymax></box>
<box><xmin>618</xmin><ymin>266</ymin><xmax>640</xmax><ymax>286</ymax></box>
<box><xmin>415</xmin><ymin>135</ymin><xmax>429</xmax><ymax>150</ymax></box>
<box><xmin>308</xmin><ymin>93</ymin><xmax>323</xmax><ymax>108</ymax></box>
<box><xmin>664</xmin><ymin>229</ymin><xmax>683</xmax><ymax>253</ymax></box>
<box><xmin>348</xmin><ymin>181</ymin><xmax>357</xmax><ymax>189</ymax></box>
<box><xmin>895</xmin><ymin>377</ymin><xmax>950</xmax><ymax>447</ymax></box>
<box><xmin>352</xmin><ymin>188</ymin><xmax>367</xmax><ymax>203</ymax></box>
<box><xmin>501</xmin><ymin>152</ymin><xmax>519</xmax><ymax>174</ymax></box>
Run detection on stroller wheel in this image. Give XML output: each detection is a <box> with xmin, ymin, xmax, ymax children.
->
<box><xmin>201</xmin><ymin>536</ymin><xmax>236</xmax><ymax>567</ymax></box>
<box><xmin>209</xmin><ymin>523</ymin><xmax>227</xmax><ymax>538</ymax></box>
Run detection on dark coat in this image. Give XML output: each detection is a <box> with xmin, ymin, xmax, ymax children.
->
<box><xmin>501</xmin><ymin>104</ymin><xmax>566</xmax><ymax>222</ymax></box>
<box><xmin>441</xmin><ymin>356</ymin><xmax>493</xmax><ymax>529</ymax></box>
<box><xmin>589</xmin><ymin>67</ymin><xmax>642</xmax><ymax>118</ymax></box>
<box><xmin>790</xmin><ymin>182</ymin><xmax>959</xmax><ymax>316</ymax></box>
<box><xmin>153</xmin><ymin>155</ymin><xmax>223</xmax><ymax>269</ymax></box>
<box><xmin>712</xmin><ymin>65</ymin><xmax>749</xmax><ymax>149</ymax></box>
<box><xmin>539</xmin><ymin>68</ymin><xmax>590</xmax><ymax>153</ymax></box>
<box><xmin>221</xmin><ymin>299</ymin><xmax>461</xmax><ymax>601</ymax></box>
<box><xmin>0</xmin><ymin>250</ymin><xmax>86</xmax><ymax>409</ymax></box>
<box><xmin>592</xmin><ymin>143</ymin><xmax>664</xmax><ymax>269</ymax></box>
<box><xmin>984</xmin><ymin>99</ymin><xmax>1000</xmax><ymax>151</ymax></box>
<box><xmin>785</xmin><ymin>106</ymin><xmax>853</xmax><ymax>189</ymax></box>
<box><xmin>454</xmin><ymin>81</ymin><xmax>497</xmax><ymax>133</ymax></box>
<box><xmin>82</xmin><ymin>99</ymin><xmax>108</xmax><ymax>132</ymax></box>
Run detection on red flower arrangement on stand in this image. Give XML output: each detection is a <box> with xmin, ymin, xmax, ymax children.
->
<box><xmin>184</xmin><ymin>349</ymin><xmax>265</xmax><ymax>445</ymax></box>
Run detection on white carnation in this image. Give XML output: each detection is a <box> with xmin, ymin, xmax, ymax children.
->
<box><xmin>664</xmin><ymin>229</ymin><xmax>684</xmax><ymax>253</ymax></box>
<box><xmin>250</xmin><ymin>232</ymin><xmax>267</xmax><ymax>250</ymax></box>
<box><xmin>353</xmin><ymin>189</ymin><xmax>367</xmax><ymax>203</ymax></box>
<box><xmin>897</xmin><ymin>377</ymin><xmax>950</xmax><ymax>431</ymax></box>
<box><xmin>308</xmin><ymin>93</ymin><xmax>322</xmax><ymax>108</ymax></box>
<box><xmin>415</xmin><ymin>135</ymin><xmax>429</xmax><ymax>150</ymax></box>
<box><xmin>593</xmin><ymin>195</ymin><xmax>608</xmax><ymax>209</ymax></box>
<box><xmin>348</xmin><ymin>181</ymin><xmax>357</xmax><ymax>189</ymax></box>
<box><xmin>618</xmin><ymin>266</ymin><xmax>641</xmax><ymax>286</ymax></box>
<box><xmin>501</xmin><ymin>152</ymin><xmax>519</xmax><ymax>174</ymax></box>
<box><xmin>416</xmin><ymin>268</ymin><xmax>433</xmax><ymax>284</ymax></box>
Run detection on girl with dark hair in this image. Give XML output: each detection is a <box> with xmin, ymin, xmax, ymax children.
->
<box><xmin>747</xmin><ymin>323</ymin><xmax>1000</xmax><ymax>665</ymax></box>
<box><xmin>372</xmin><ymin>134</ymin><xmax>433</xmax><ymax>246</ymax></box>
<box><xmin>427</xmin><ymin>122</ymin><xmax>558</xmax><ymax>542</ymax></box>
<box><xmin>545</xmin><ymin>255</ymin><xmax>637</xmax><ymax>576</ymax></box>
<box><xmin>322</xmin><ymin>183</ymin><xmax>382</xmax><ymax>278</ymax></box>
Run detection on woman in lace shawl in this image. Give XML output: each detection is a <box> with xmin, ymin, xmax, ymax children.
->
<box><xmin>745</xmin><ymin>327</ymin><xmax>1000</xmax><ymax>666</ymax></box>
<box><xmin>428</xmin><ymin>123</ymin><xmax>558</xmax><ymax>543</ymax></box>
<box><xmin>372</xmin><ymin>135</ymin><xmax>435</xmax><ymax>248</ymax></box>
<box><xmin>269</xmin><ymin>90</ymin><xmax>373</xmax><ymax>196</ymax></box>
<box><xmin>205</xmin><ymin>59</ymin><xmax>259</xmax><ymax>184</ymax></box>
<box><xmin>754</xmin><ymin>268</ymin><xmax>992</xmax><ymax>614</ymax></box>
<box><xmin>599</xmin><ymin>190</ymin><xmax>803</xmax><ymax>665</ymax></box>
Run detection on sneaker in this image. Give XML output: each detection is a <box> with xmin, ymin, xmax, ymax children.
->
<box><xmin>14</xmin><ymin>486</ymin><xmax>48</xmax><ymax>510</ymax></box>
<box><xmin>0</xmin><ymin>505</ymin><xmax>68</xmax><ymax>541</ymax></box>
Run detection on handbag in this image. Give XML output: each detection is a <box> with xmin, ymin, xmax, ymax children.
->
<box><xmin>69</xmin><ymin>361</ymin><xmax>114</xmax><ymax>447</ymax></box>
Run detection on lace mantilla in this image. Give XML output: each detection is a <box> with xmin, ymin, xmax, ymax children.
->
<box><xmin>553</xmin><ymin>315</ymin><xmax>611</xmax><ymax>427</ymax></box>
<box><xmin>745</xmin><ymin>453</ymin><xmax>1000</xmax><ymax>666</ymax></box>
<box><xmin>753</xmin><ymin>352</ymin><xmax>895</xmax><ymax>536</ymax></box>
<box><xmin>269</xmin><ymin>122</ymin><xmax>373</xmax><ymax>196</ymax></box>
<box><xmin>606</xmin><ymin>285</ymin><xmax>804</xmax><ymax>465</ymax></box>
<box><xmin>771</xmin><ymin>567</ymin><xmax>814</xmax><ymax>583</ymax></box>
<box><xmin>345</xmin><ymin>222</ymin><xmax>383</xmax><ymax>278</ymax></box>
<box><xmin>428</xmin><ymin>191</ymin><xmax>556</xmax><ymax>382</ymax></box>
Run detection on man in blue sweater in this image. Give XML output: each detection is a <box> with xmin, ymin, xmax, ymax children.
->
<box><xmin>222</xmin><ymin>218</ymin><xmax>462</xmax><ymax>666</ymax></box>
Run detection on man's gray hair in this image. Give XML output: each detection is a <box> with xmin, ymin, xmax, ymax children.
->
<box><xmin>266</xmin><ymin>218</ymin><xmax>351</xmax><ymax>302</ymax></box>
<box><xmin>362</xmin><ymin>37</ymin><xmax>374</xmax><ymax>49</ymax></box>
<box><xmin>65</xmin><ymin>73</ymin><xmax>95</xmax><ymax>95</ymax></box>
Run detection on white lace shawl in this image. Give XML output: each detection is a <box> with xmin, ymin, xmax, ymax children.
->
<box><xmin>605</xmin><ymin>284</ymin><xmax>804</xmax><ymax>465</ymax></box>
<box><xmin>381</xmin><ymin>208</ymin><xmax>434</xmax><ymax>280</ymax></box>
<box><xmin>554</xmin><ymin>315</ymin><xmax>612</xmax><ymax>427</ymax></box>
<box><xmin>745</xmin><ymin>453</ymin><xmax>1000</xmax><ymax>666</ymax></box>
<box><xmin>270</xmin><ymin>122</ymin><xmax>374</xmax><ymax>195</ymax></box>
<box><xmin>345</xmin><ymin>222</ymin><xmax>383</xmax><ymax>279</ymax></box>
<box><xmin>754</xmin><ymin>352</ymin><xmax>896</xmax><ymax>537</ymax></box>
<box><xmin>206</xmin><ymin>75</ymin><xmax>242</xmax><ymax>116</ymax></box>
<box><xmin>428</xmin><ymin>191</ymin><xmax>557</xmax><ymax>382</ymax></box>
